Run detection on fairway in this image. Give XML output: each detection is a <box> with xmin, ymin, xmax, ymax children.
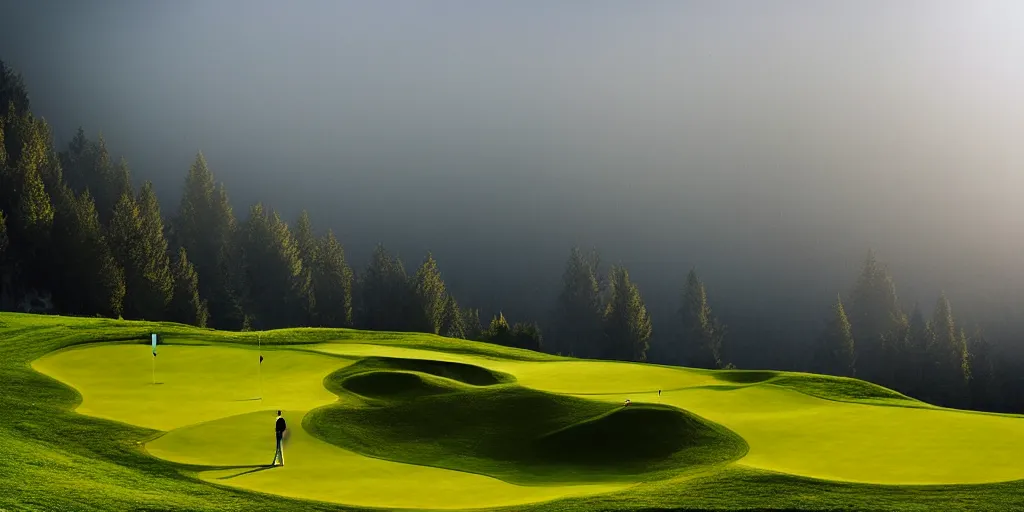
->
<box><xmin>9</xmin><ymin>314</ymin><xmax>1024</xmax><ymax>511</ymax></box>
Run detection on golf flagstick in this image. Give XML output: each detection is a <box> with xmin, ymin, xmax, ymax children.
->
<box><xmin>151</xmin><ymin>333</ymin><xmax>157</xmax><ymax>384</ymax></box>
<box><xmin>258</xmin><ymin>334</ymin><xmax>263</xmax><ymax>404</ymax></box>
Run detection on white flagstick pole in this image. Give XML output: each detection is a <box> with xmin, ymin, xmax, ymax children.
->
<box><xmin>151</xmin><ymin>333</ymin><xmax>157</xmax><ymax>385</ymax></box>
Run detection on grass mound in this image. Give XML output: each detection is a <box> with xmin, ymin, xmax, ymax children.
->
<box><xmin>770</xmin><ymin>374</ymin><xmax>915</xmax><ymax>403</ymax></box>
<box><xmin>306</xmin><ymin>384</ymin><xmax>747</xmax><ymax>484</ymax></box>
<box><xmin>341</xmin><ymin>370</ymin><xmax>466</xmax><ymax>399</ymax></box>
<box><xmin>713</xmin><ymin>370</ymin><xmax>779</xmax><ymax>384</ymax></box>
<box><xmin>537</xmin><ymin>404</ymin><xmax>746</xmax><ymax>472</ymax></box>
<box><xmin>331</xmin><ymin>356</ymin><xmax>515</xmax><ymax>388</ymax></box>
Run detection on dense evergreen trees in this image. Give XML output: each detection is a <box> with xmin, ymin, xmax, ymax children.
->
<box><xmin>237</xmin><ymin>203</ymin><xmax>309</xmax><ymax>330</ymax></box>
<box><xmin>602</xmin><ymin>266</ymin><xmax>652</xmax><ymax>362</ymax></box>
<box><xmin>356</xmin><ymin>244</ymin><xmax>416</xmax><ymax>331</ymax></box>
<box><xmin>548</xmin><ymin>247</ymin><xmax>603</xmax><ymax>357</ymax></box>
<box><xmin>50</xmin><ymin>187</ymin><xmax>124</xmax><ymax>317</ymax></box>
<box><xmin>1</xmin><ymin>58</ymin><xmax>1019</xmax><ymax>415</ymax></box>
<box><xmin>168</xmin><ymin>247</ymin><xmax>208</xmax><ymax>327</ymax></box>
<box><xmin>174</xmin><ymin>153</ymin><xmax>242</xmax><ymax>329</ymax></box>
<box><xmin>676</xmin><ymin>269</ymin><xmax>726</xmax><ymax>368</ymax></box>
<box><xmin>412</xmin><ymin>253</ymin><xmax>447</xmax><ymax>334</ymax></box>
<box><xmin>814</xmin><ymin>296</ymin><xmax>856</xmax><ymax>377</ymax></box>
<box><xmin>846</xmin><ymin>251</ymin><xmax>908</xmax><ymax>385</ymax></box>
<box><xmin>311</xmin><ymin>231</ymin><xmax>353</xmax><ymax>327</ymax></box>
<box><xmin>109</xmin><ymin>184</ymin><xmax>174</xmax><ymax>320</ymax></box>
<box><xmin>439</xmin><ymin>295</ymin><xmax>467</xmax><ymax>339</ymax></box>
<box><xmin>292</xmin><ymin>211</ymin><xmax>318</xmax><ymax>324</ymax></box>
<box><xmin>927</xmin><ymin>294</ymin><xmax>970</xmax><ymax>404</ymax></box>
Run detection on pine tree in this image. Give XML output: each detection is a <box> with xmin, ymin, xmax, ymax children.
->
<box><xmin>678</xmin><ymin>268</ymin><xmax>725</xmax><ymax>369</ymax></box>
<box><xmin>413</xmin><ymin>252</ymin><xmax>447</xmax><ymax>334</ymax></box>
<box><xmin>10</xmin><ymin>116</ymin><xmax>63</xmax><ymax>195</ymax></box>
<box><xmin>12</xmin><ymin>127</ymin><xmax>54</xmax><ymax>237</ymax></box>
<box><xmin>238</xmin><ymin>204</ymin><xmax>308</xmax><ymax>329</ymax></box>
<box><xmin>135</xmin><ymin>182</ymin><xmax>174</xmax><ymax>315</ymax></box>
<box><xmin>293</xmin><ymin>210</ymin><xmax>318</xmax><ymax>322</ymax></box>
<box><xmin>293</xmin><ymin>211</ymin><xmax>316</xmax><ymax>265</ymax></box>
<box><xmin>0</xmin><ymin>61</ymin><xmax>30</xmax><ymax>118</ymax></box>
<box><xmin>462</xmin><ymin>307</ymin><xmax>482</xmax><ymax>341</ymax></box>
<box><xmin>902</xmin><ymin>304</ymin><xmax>930</xmax><ymax>398</ymax></box>
<box><xmin>355</xmin><ymin>244</ymin><xmax>413</xmax><ymax>331</ymax></box>
<box><xmin>108</xmin><ymin>192</ymin><xmax>142</xmax><ymax>313</ymax></box>
<box><xmin>105</xmin><ymin>157</ymin><xmax>132</xmax><ymax>219</ymax></box>
<box><xmin>174</xmin><ymin>153</ymin><xmax>242</xmax><ymax>329</ymax></box>
<box><xmin>967</xmin><ymin>328</ymin><xmax>995</xmax><ymax>410</ymax></box>
<box><xmin>168</xmin><ymin>247</ymin><xmax>209</xmax><ymax>327</ymax></box>
<box><xmin>550</xmin><ymin>247</ymin><xmax>603</xmax><ymax>357</ymax></box>
<box><xmin>86</xmin><ymin>136</ymin><xmax>118</xmax><ymax>224</ymax></box>
<box><xmin>484</xmin><ymin>312</ymin><xmax>512</xmax><ymax>346</ymax></box>
<box><xmin>0</xmin><ymin>210</ymin><xmax>6</xmax><ymax>257</ymax></box>
<box><xmin>603</xmin><ymin>265</ymin><xmax>652</xmax><ymax>362</ymax></box>
<box><xmin>311</xmin><ymin>230</ymin><xmax>353</xmax><ymax>327</ymax></box>
<box><xmin>847</xmin><ymin>250</ymin><xmax>907</xmax><ymax>385</ymax></box>
<box><xmin>59</xmin><ymin>127</ymin><xmax>90</xmax><ymax>194</ymax></box>
<box><xmin>511</xmin><ymin>322</ymin><xmax>543</xmax><ymax>351</ymax></box>
<box><xmin>0</xmin><ymin>114</ymin><xmax>5</xmax><ymax>169</ymax></box>
<box><xmin>439</xmin><ymin>294</ymin><xmax>468</xmax><ymax>339</ymax></box>
<box><xmin>109</xmin><ymin>185</ymin><xmax>173</xmax><ymax>320</ymax></box>
<box><xmin>50</xmin><ymin>187</ymin><xmax>124</xmax><ymax>317</ymax></box>
<box><xmin>928</xmin><ymin>293</ymin><xmax>970</xmax><ymax>405</ymax></box>
<box><xmin>814</xmin><ymin>295</ymin><xmax>856</xmax><ymax>377</ymax></box>
<box><xmin>1</xmin><ymin>111</ymin><xmax>55</xmax><ymax>301</ymax></box>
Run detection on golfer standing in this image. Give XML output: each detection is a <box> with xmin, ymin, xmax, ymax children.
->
<box><xmin>271</xmin><ymin>410</ymin><xmax>287</xmax><ymax>466</ymax></box>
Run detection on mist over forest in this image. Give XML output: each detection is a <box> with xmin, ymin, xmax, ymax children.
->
<box><xmin>2</xmin><ymin>1</ymin><xmax>1024</xmax><ymax>410</ymax></box>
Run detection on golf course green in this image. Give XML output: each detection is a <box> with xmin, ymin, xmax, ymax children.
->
<box><xmin>6</xmin><ymin>312</ymin><xmax>1024</xmax><ymax>511</ymax></box>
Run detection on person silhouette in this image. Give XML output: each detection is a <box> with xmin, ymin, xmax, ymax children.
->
<box><xmin>271</xmin><ymin>411</ymin><xmax>287</xmax><ymax>466</ymax></box>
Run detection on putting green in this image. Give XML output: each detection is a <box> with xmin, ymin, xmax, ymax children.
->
<box><xmin>149</xmin><ymin>410</ymin><xmax>626</xmax><ymax>509</ymax></box>
<box><xmin>33</xmin><ymin>343</ymin><xmax>345</xmax><ymax>431</ymax></box>
<box><xmin>32</xmin><ymin>343</ymin><xmax>631</xmax><ymax>509</ymax></box>
<box><xmin>31</xmin><ymin>336</ymin><xmax>1024</xmax><ymax>511</ymax></box>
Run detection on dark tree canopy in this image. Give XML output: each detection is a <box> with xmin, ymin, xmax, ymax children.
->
<box><xmin>311</xmin><ymin>230</ymin><xmax>353</xmax><ymax>328</ymax></box>
<box><xmin>677</xmin><ymin>269</ymin><xmax>725</xmax><ymax>369</ymax></box>
<box><xmin>549</xmin><ymin>247</ymin><xmax>603</xmax><ymax>357</ymax></box>
<box><xmin>847</xmin><ymin>250</ymin><xmax>908</xmax><ymax>384</ymax></box>
<box><xmin>814</xmin><ymin>295</ymin><xmax>856</xmax><ymax>377</ymax></box>
<box><xmin>168</xmin><ymin>247</ymin><xmax>209</xmax><ymax>328</ymax></box>
<box><xmin>0</xmin><ymin>59</ymin><xmax>1015</xmax><ymax>416</ymax></box>
<box><xmin>602</xmin><ymin>265</ymin><xmax>652</xmax><ymax>362</ymax></box>
<box><xmin>412</xmin><ymin>253</ymin><xmax>447</xmax><ymax>335</ymax></box>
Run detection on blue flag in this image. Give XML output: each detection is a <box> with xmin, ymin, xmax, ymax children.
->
<box><xmin>151</xmin><ymin>333</ymin><xmax>157</xmax><ymax>357</ymax></box>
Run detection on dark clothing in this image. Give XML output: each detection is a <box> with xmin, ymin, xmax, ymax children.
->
<box><xmin>272</xmin><ymin>415</ymin><xmax>286</xmax><ymax>466</ymax></box>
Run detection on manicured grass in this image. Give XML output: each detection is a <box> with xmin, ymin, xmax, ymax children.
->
<box><xmin>7</xmin><ymin>311</ymin><xmax>1024</xmax><ymax>511</ymax></box>
<box><xmin>309</xmin><ymin>364</ymin><xmax>747</xmax><ymax>483</ymax></box>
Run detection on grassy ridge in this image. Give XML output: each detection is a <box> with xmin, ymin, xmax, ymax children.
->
<box><xmin>308</xmin><ymin>366</ymin><xmax>748</xmax><ymax>484</ymax></box>
<box><xmin>7</xmin><ymin>311</ymin><xmax>1024</xmax><ymax>511</ymax></box>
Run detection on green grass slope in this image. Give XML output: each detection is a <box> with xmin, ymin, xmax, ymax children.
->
<box><xmin>309</xmin><ymin>364</ymin><xmax>747</xmax><ymax>483</ymax></box>
<box><xmin>7</xmin><ymin>312</ymin><xmax>1024</xmax><ymax>511</ymax></box>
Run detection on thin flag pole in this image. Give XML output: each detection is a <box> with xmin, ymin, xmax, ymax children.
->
<box><xmin>258</xmin><ymin>333</ymin><xmax>263</xmax><ymax>404</ymax></box>
<box><xmin>151</xmin><ymin>333</ymin><xmax>157</xmax><ymax>385</ymax></box>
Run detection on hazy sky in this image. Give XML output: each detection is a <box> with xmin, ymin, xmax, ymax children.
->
<box><xmin>3</xmin><ymin>0</ymin><xmax>1024</xmax><ymax>351</ymax></box>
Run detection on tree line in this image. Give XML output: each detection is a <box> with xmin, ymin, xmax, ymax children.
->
<box><xmin>0</xmin><ymin>60</ymin><xmax>1006</xmax><ymax>414</ymax></box>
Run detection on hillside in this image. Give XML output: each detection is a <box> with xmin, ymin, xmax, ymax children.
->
<box><xmin>4</xmin><ymin>312</ymin><xmax>1024</xmax><ymax>511</ymax></box>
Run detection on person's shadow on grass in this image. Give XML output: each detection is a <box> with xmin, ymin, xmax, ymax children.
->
<box><xmin>214</xmin><ymin>465</ymin><xmax>278</xmax><ymax>480</ymax></box>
